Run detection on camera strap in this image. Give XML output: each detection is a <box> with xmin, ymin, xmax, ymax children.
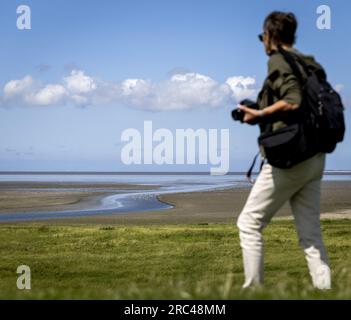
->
<box><xmin>246</xmin><ymin>152</ymin><xmax>265</xmax><ymax>184</ymax></box>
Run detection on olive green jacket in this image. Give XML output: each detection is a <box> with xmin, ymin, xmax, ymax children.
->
<box><xmin>257</xmin><ymin>47</ymin><xmax>325</xmax><ymax>131</ymax></box>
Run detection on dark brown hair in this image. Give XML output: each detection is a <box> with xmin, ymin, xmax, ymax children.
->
<box><xmin>263</xmin><ymin>11</ymin><xmax>297</xmax><ymax>45</ymax></box>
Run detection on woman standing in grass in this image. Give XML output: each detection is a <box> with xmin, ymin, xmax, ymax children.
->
<box><xmin>236</xmin><ymin>11</ymin><xmax>331</xmax><ymax>290</ymax></box>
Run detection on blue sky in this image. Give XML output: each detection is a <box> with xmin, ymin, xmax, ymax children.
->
<box><xmin>0</xmin><ymin>0</ymin><xmax>350</xmax><ymax>172</ymax></box>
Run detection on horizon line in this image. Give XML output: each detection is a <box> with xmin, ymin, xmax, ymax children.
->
<box><xmin>0</xmin><ymin>170</ymin><xmax>350</xmax><ymax>175</ymax></box>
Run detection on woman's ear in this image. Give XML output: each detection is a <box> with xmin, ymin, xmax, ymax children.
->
<box><xmin>265</xmin><ymin>36</ymin><xmax>273</xmax><ymax>55</ymax></box>
<box><xmin>266</xmin><ymin>34</ymin><xmax>278</xmax><ymax>55</ymax></box>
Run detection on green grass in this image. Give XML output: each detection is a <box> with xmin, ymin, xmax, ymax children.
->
<box><xmin>0</xmin><ymin>220</ymin><xmax>350</xmax><ymax>299</ymax></box>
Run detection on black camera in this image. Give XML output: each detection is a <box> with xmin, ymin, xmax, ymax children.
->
<box><xmin>231</xmin><ymin>99</ymin><xmax>259</xmax><ymax>122</ymax></box>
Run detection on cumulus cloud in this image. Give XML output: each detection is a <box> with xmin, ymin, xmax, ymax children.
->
<box><xmin>116</xmin><ymin>72</ymin><xmax>236</xmax><ymax>110</ymax></box>
<box><xmin>226</xmin><ymin>76</ymin><xmax>256</xmax><ymax>102</ymax></box>
<box><xmin>62</xmin><ymin>70</ymin><xmax>97</xmax><ymax>106</ymax></box>
<box><xmin>27</xmin><ymin>84</ymin><xmax>67</xmax><ymax>106</ymax></box>
<box><xmin>3</xmin><ymin>75</ymin><xmax>33</xmax><ymax>99</ymax></box>
<box><xmin>121</xmin><ymin>78</ymin><xmax>151</xmax><ymax>96</ymax></box>
<box><xmin>64</xmin><ymin>70</ymin><xmax>97</xmax><ymax>94</ymax></box>
<box><xmin>1</xmin><ymin>70</ymin><xmax>257</xmax><ymax>110</ymax></box>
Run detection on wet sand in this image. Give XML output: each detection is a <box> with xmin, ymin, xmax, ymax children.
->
<box><xmin>0</xmin><ymin>180</ymin><xmax>350</xmax><ymax>225</ymax></box>
<box><xmin>0</xmin><ymin>182</ymin><xmax>154</xmax><ymax>214</ymax></box>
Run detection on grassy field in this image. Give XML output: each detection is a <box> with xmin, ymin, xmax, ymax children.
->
<box><xmin>0</xmin><ymin>219</ymin><xmax>350</xmax><ymax>299</ymax></box>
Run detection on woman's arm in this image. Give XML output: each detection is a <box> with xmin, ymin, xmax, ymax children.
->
<box><xmin>239</xmin><ymin>99</ymin><xmax>299</xmax><ymax>124</ymax></box>
<box><xmin>239</xmin><ymin>52</ymin><xmax>302</xmax><ymax>125</ymax></box>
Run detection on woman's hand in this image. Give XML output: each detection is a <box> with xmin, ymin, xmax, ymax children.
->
<box><xmin>238</xmin><ymin>105</ymin><xmax>263</xmax><ymax>125</ymax></box>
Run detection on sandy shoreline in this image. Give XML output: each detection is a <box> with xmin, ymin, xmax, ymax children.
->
<box><xmin>0</xmin><ymin>180</ymin><xmax>350</xmax><ymax>224</ymax></box>
<box><xmin>0</xmin><ymin>182</ymin><xmax>155</xmax><ymax>214</ymax></box>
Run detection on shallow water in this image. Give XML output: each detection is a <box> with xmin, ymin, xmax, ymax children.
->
<box><xmin>0</xmin><ymin>174</ymin><xmax>250</xmax><ymax>222</ymax></box>
<box><xmin>0</xmin><ymin>173</ymin><xmax>349</xmax><ymax>222</ymax></box>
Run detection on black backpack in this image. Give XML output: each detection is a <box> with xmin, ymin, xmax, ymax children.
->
<box><xmin>278</xmin><ymin>47</ymin><xmax>345</xmax><ymax>154</ymax></box>
<box><xmin>247</xmin><ymin>48</ymin><xmax>346</xmax><ymax>182</ymax></box>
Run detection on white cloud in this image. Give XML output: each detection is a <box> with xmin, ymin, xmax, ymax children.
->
<box><xmin>27</xmin><ymin>84</ymin><xmax>67</xmax><ymax>106</ymax></box>
<box><xmin>171</xmin><ymin>73</ymin><xmax>212</xmax><ymax>83</ymax></box>
<box><xmin>156</xmin><ymin>72</ymin><xmax>231</xmax><ymax>110</ymax></box>
<box><xmin>226</xmin><ymin>76</ymin><xmax>256</xmax><ymax>102</ymax></box>
<box><xmin>121</xmin><ymin>78</ymin><xmax>152</xmax><ymax>98</ymax></box>
<box><xmin>64</xmin><ymin>70</ymin><xmax>97</xmax><ymax>94</ymax></box>
<box><xmin>1</xmin><ymin>70</ymin><xmax>257</xmax><ymax>110</ymax></box>
<box><xmin>115</xmin><ymin>72</ymin><xmax>233</xmax><ymax>110</ymax></box>
<box><xmin>3</xmin><ymin>75</ymin><xmax>33</xmax><ymax>99</ymax></box>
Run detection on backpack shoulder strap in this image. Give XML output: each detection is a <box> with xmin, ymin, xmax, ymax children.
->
<box><xmin>277</xmin><ymin>46</ymin><xmax>308</xmax><ymax>84</ymax></box>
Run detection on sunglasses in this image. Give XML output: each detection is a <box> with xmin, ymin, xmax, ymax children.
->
<box><xmin>258</xmin><ymin>32</ymin><xmax>266</xmax><ymax>42</ymax></box>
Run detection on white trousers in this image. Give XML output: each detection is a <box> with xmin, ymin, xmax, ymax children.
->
<box><xmin>237</xmin><ymin>152</ymin><xmax>331</xmax><ymax>289</ymax></box>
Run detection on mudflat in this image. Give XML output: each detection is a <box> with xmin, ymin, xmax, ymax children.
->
<box><xmin>0</xmin><ymin>180</ymin><xmax>350</xmax><ymax>225</ymax></box>
<box><xmin>0</xmin><ymin>182</ymin><xmax>154</xmax><ymax>214</ymax></box>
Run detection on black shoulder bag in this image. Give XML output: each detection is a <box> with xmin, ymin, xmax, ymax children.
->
<box><xmin>257</xmin><ymin>48</ymin><xmax>318</xmax><ymax>169</ymax></box>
